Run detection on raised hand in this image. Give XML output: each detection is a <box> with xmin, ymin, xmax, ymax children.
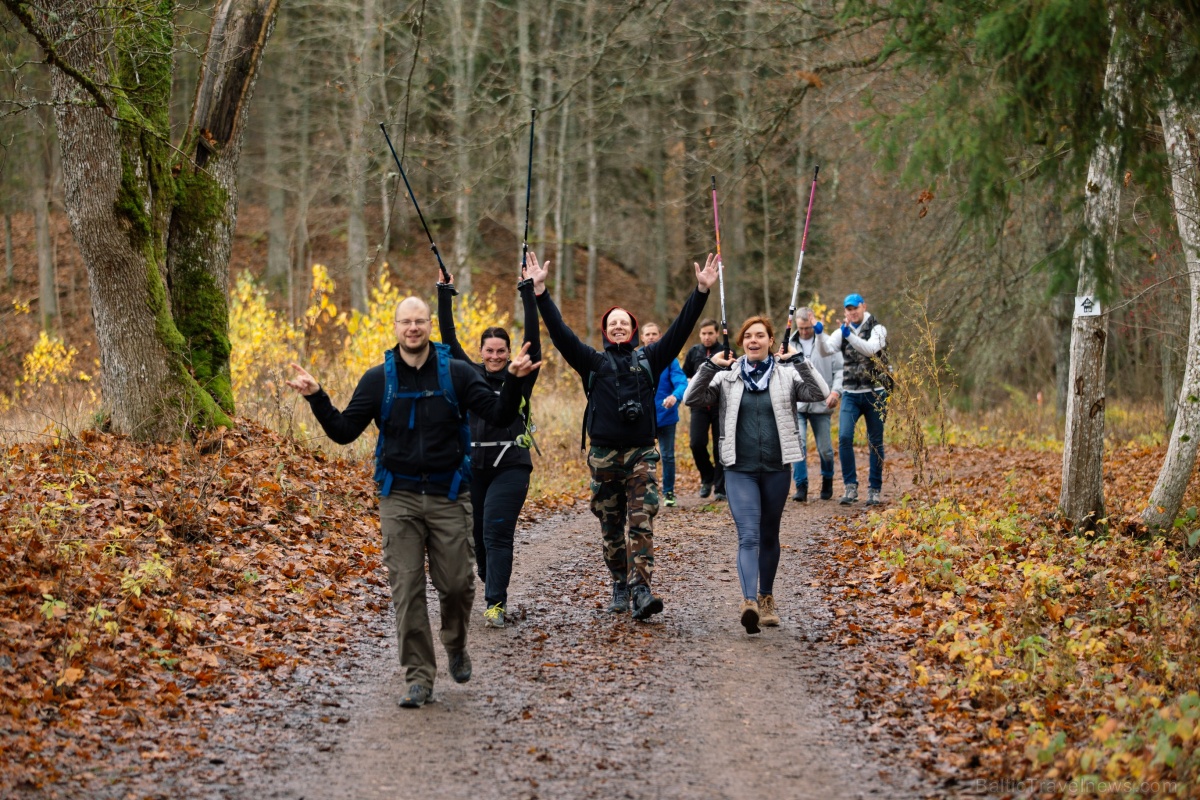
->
<box><xmin>694</xmin><ymin>253</ymin><xmax>719</xmax><ymax>293</ymax></box>
<box><xmin>439</xmin><ymin>266</ymin><xmax>454</xmax><ymax>286</ymax></box>
<box><xmin>286</xmin><ymin>364</ymin><xmax>320</xmax><ymax>396</ymax></box>
<box><xmin>711</xmin><ymin>350</ymin><xmax>735</xmax><ymax>369</ymax></box>
<box><xmin>508</xmin><ymin>341</ymin><xmax>543</xmax><ymax>377</ymax></box>
<box><xmin>525</xmin><ymin>251</ymin><xmax>550</xmax><ymax>295</ymax></box>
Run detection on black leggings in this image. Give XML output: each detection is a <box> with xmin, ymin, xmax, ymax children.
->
<box><xmin>470</xmin><ymin>465</ymin><xmax>531</xmax><ymax>607</ymax></box>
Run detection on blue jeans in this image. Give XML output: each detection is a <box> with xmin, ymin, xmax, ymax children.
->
<box><xmin>792</xmin><ymin>411</ymin><xmax>834</xmax><ymax>485</ymax></box>
<box><xmin>839</xmin><ymin>390</ymin><xmax>887</xmax><ymax>491</ymax></box>
<box><xmin>724</xmin><ymin>470</ymin><xmax>790</xmax><ymax>600</ymax></box>
<box><xmin>655</xmin><ymin>423</ymin><xmax>677</xmax><ymax>496</ymax></box>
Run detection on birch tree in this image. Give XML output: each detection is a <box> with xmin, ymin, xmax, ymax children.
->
<box><xmin>1143</xmin><ymin>87</ymin><xmax>1200</xmax><ymax>530</ymax></box>
<box><xmin>1059</xmin><ymin>20</ymin><xmax>1132</xmax><ymax>529</ymax></box>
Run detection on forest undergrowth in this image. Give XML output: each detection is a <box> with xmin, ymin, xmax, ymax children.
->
<box><xmin>1</xmin><ymin>270</ymin><xmax>1196</xmax><ymax>797</ymax></box>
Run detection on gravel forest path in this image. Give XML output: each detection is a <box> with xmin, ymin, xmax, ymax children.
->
<box><xmin>176</xmin><ymin>485</ymin><xmax>940</xmax><ymax>800</ymax></box>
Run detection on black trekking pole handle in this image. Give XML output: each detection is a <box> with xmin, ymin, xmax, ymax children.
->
<box><xmin>380</xmin><ymin>123</ymin><xmax>450</xmax><ymax>283</ymax></box>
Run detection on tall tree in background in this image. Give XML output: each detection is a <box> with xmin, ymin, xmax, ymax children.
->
<box><xmin>842</xmin><ymin>0</ymin><xmax>1200</xmax><ymax>529</ymax></box>
<box><xmin>1144</xmin><ymin>23</ymin><xmax>1200</xmax><ymax>529</ymax></box>
<box><xmin>4</xmin><ymin>0</ymin><xmax>279</xmax><ymax>439</ymax></box>
<box><xmin>1060</xmin><ymin>18</ymin><xmax>1132</xmax><ymax>529</ymax></box>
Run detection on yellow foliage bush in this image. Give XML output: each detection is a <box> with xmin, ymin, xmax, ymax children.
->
<box><xmin>435</xmin><ymin>285</ymin><xmax>512</xmax><ymax>354</ymax></box>
<box><xmin>18</xmin><ymin>332</ymin><xmax>84</xmax><ymax>389</ymax></box>
<box><xmin>228</xmin><ymin>273</ymin><xmax>302</xmax><ymax>427</ymax></box>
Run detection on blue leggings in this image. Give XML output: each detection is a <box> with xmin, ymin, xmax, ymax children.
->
<box><xmin>724</xmin><ymin>469</ymin><xmax>790</xmax><ymax>600</ymax></box>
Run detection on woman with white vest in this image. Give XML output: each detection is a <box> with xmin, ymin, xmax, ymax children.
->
<box><xmin>683</xmin><ymin>316</ymin><xmax>829</xmax><ymax>634</ymax></box>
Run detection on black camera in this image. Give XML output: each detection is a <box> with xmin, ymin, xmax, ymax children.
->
<box><xmin>618</xmin><ymin>399</ymin><xmax>643</xmax><ymax>423</ymax></box>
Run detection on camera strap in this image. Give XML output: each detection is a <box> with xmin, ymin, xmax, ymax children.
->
<box><xmin>579</xmin><ymin>348</ymin><xmax>655</xmax><ymax>451</ymax></box>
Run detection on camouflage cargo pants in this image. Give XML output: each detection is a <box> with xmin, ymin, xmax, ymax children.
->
<box><xmin>587</xmin><ymin>445</ymin><xmax>660</xmax><ymax>588</ymax></box>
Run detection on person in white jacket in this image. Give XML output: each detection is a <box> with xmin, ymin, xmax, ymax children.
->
<box><xmin>817</xmin><ymin>293</ymin><xmax>890</xmax><ymax>506</ymax></box>
<box><xmin>684</xmin><ymin>316</ymin><xmax>829</xmax><ymax>634</ymax></box>
<box><xmin>786</xmin><ymin>307</ymin><xmax>843</xmax><ymax>502</ymax></box>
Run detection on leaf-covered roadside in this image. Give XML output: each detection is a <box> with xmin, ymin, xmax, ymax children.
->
<box><xmin>825</xmin><ymin>446</ymin><xmax>1200</xmax><ymax>798</ymax></box>
<box><xmin>0</xmin><ymin>424</ymin><xmax>391</xmax><ymax>794</ymax></box>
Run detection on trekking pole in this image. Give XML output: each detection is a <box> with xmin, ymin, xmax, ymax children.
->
<box><xmin>380</xmin><ymin>123</ymin><xmax>450</xmax><ymax>283</ymax></box>
<box><xmin>710</xmin><ymin>176</ymin><xmax>731</xmax><ymax>356</ymax></box>
<box><xmin>782</xmin><ymin>165</ymin><xmax>820</xmax><ymax>349</ymax></box>
<box><xmin>520</xmin><ymin>109</ymin><xmax>538</xmax><ymax>276</ymax></box>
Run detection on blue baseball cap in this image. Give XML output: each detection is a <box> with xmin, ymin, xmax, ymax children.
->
<box><xmin>844</xmin><ymin>293</ymin><xmax>865</xmax><ymax>308</ymax></box>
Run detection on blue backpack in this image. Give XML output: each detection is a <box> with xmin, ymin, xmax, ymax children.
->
<box><xmin>374</xmin><ymin>343</ymin><xmax>472</xmax><ymax>499</ymax></box>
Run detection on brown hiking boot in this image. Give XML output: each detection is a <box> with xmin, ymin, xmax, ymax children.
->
<box><xmin>758</xmin><ymin>594</ymin><xmax>780</xmax><ymax>627</ymax></box>
<box><xmin>739</xmin><ymin>598</ymin><xmax>760</xmax><ymax>634</ymax></box>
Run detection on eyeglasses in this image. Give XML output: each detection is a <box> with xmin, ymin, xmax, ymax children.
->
<box><xmin>395</xmin><ymin>318</ymin><xmax>431</xmax><ymax>327</ymax></box>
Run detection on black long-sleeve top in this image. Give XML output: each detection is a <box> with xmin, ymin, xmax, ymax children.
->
<box><xmin>304</xmin><ymin>347</ymin><xmax>525</xmax><ymax>495</ymax></box>
<box><xmin>437</xmin><ymin>279</ymin><xmax>541</xmax><ymax>471</ymax></box>
<box><xmin>535</xmin><ymin>287</ymin><xmax>709</xmax><ymax>448</ymax></box>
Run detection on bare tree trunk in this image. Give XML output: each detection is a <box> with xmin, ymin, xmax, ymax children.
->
<box><xmin>1143</xmin><ymin>89</ymin><xmax>1200</xmax><ymax>530</ymax></box>
<box><xmin>653</xmin><ymin>149</ymin><xmax>668</xmax><ymax>319</ymax></box>
<box><xmin>449</xmin><ymin>0</ymin><xmax>483</xmax><ymax>293</ymax></box>
<box><xmin>761</xmin><ymin>169</ymin><xmax>771</xmax><ymax>314</ymax></box>
<box><xmin>536</xmin><ymin>36</ymin><xmax>554</xmax><ymax>252</ymax></box>
<box><xmin>1060</xmin><ymin>20</ymin><xmax>1130</xmax><ymax>529</ymax></box>
<box><xmin>584</xmin><ymin>5</ymin><xmax>598</xmax><ymax>346</ymax></box>
<box><xmin>29</xmin><ymin>111</ymin><xmax>57</xmax><ymax>334</ymax></box>
<box><xmin>553</xmin><ymin>94</ymin><xmax>571</xmax><ymax>307</ymax></box>
<box><xmin>664</xmin><ymin>135</ymin><xmax>686</xmax><ymax>304</ymax></box>
<box><xmin>1162</xmin><ymin>290</ymin><xmax>1185</xmax><ymax>428</ymax></box>
<box><xmin>513</xmin><ymin>0</ymin><xmax>534</xmax><ymax>317</ymax></box>
<box><xmin>3</xmin><ymin>214</ymin><xmax>12</xmax><ymax>288</ymax></box>
<box><xmin>264</xmin><ymin>78</ymin><xmax>289</xmax><ymax>295</ymax></box>
<box><xmin>380</xmin><ymin>172</ymin><xmax>393</xmax><ymax>265</ymax></box>
<box><xmin>345</xmin><ymin>0</ymin><xmax>376</xmax><ymax>313</ymax></box>
<box><xmin>292</xmin><ymin>93</ymin><xmax>311</xmax><ymax>324</ymax></box>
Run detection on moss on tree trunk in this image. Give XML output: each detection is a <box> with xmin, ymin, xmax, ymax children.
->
<box><xmin>170</xmin><ymin>169</ymin><xmax>235</xmax><ymax>415</ymax></box>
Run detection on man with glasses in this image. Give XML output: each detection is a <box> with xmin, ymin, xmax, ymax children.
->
<box><xmin>287</xmin><ymin>296</ymin><xmax>540</xmax><ymax>708</ymax></box>
<box><xmin>818</xmin><ymin>293</ymin><xmax>890</xmax><ymax>506</ymax></box>
<box><xmin>785</xmin><ymin>307</ymin><xmax>842</xmax><ymax>502</ymax></box>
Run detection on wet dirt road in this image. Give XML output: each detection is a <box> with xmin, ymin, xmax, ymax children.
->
<box><xmin>183</xmin><ymin>489</ymin><xmax>939</xmax><ymax>800</ymax></box>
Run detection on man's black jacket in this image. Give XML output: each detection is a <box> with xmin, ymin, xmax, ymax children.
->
<box><xmin>536</xmin><ymin>288</ymin><xmax>709</xmax><ymax>449</ymax></box>
<box><xmin>304</xmin><ymin>347</ymin><xmax>525</xmax><ymax>495</ymax></box>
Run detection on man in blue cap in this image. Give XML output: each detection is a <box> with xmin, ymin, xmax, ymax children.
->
<box><xmin>818</xmin><ymin>293</ymin><xmax>890</xmax><ymax>506</ymax></box>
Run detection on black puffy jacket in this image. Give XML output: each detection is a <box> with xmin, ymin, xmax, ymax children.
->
<box><xmin>536</xmin><ymin>288</ymin><xmax>709</xmax><ymax>449</ymax></box>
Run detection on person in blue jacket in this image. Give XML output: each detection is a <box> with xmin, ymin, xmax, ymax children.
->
<box><xmin>640</xmin><ymin>322</ymin><xmax>689</xmax><ymax>507</ymax></box>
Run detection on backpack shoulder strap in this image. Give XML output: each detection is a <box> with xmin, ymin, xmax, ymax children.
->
<box><xmin>381</xmin><ymin>349</ymin><xmax>399</xmax><ymax>423</ymax></box>
<box><xmin>432</xmin><ymin>342</ymin><xmax>461</xmax><ymax>414</ymax></box>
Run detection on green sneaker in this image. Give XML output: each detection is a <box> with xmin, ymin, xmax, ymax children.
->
<box><xmin>483</xmin><ymin>603</ymin><xmax>506</xmax><ymax>628</ymax></box>
<box><xmin>663</xmin><ymin>492</ymin><xmax>676</xmax><ymax>507</ymax></box>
